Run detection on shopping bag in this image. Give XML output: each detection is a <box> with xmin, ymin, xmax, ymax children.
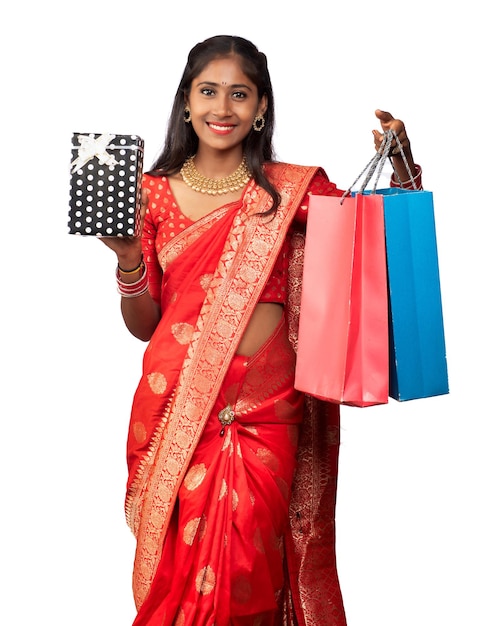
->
<box><xmin>294</xmin><ymin>193</ymin><xmax>389</xmax><ymax>407</ymax></box>
<box><xmin>379</xmin><ymin>187</ymin><xmax>449</xmax><ymax>401</ymax></box>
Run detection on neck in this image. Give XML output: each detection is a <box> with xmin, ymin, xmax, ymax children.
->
<box><xmin>192</xmin><ymin>148</ymin><xmax>244</xmax><ymax>179</ymax></box>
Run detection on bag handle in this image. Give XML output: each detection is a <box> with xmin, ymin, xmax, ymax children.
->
<box><xmin>341</xmin><ymin>130</ymin><xmax>418</xmax><ymax>201</ymax></box>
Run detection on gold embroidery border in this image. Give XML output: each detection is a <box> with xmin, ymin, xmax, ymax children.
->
<box><xmin>157</xmin><ymin>202</ymin><xmax>232</xmax><ymax>272</ymax></box>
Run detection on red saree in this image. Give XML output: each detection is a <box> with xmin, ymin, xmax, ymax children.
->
<box><xmin>125</xmin><ymin>163</ymin><xmax>346</xmax><ymax>625</ymax></box>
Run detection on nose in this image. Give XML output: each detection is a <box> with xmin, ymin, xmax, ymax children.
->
<box><xmin>212</xmin><ymin>94</ymin><xmax>231</xmax><ymax>118</ymax></box>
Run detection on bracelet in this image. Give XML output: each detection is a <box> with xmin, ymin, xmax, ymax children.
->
<box><xmin>390</xmin><ymin>164</ymin><xmax>423</xmax><ymax>190</ymax></box>
<box><xmin>118</xmin><ymin>255</ymin><xmax>144</xmax><ymax>275</ymax></box>
<box><xmin>116</xmin><ymin>264</ymin><xmax>149</xmax><ymax>298</ymax></box>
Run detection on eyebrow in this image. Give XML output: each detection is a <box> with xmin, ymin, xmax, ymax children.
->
<box><xmin>195</xmin><ymin>81</ymin><xmax>253</xmax><ymax>91</ymax></box>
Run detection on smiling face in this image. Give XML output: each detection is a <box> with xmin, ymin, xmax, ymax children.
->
<box><xmin>186</xmin><ymin>55</ymin><xmax>267</xmax><ymax>158</ymax></box>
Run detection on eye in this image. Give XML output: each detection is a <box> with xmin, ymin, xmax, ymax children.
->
<box><xmin>200</xmin><ymin>87</ymin><xmax>215</xmax><ymax>96</ymax></box>
<box><xmin>232</xmin><ymin>91</ymin><xmax>247</xmax><ymax>100</ymax></box>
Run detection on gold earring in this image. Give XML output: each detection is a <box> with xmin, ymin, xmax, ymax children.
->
<box><xmin>252</xmin><ymin>114</ymin><xmax>265</xmax><ymax>132</ymax></box>
<box><xmin>184</xmin><ymin>106</ymin><xmax>191</xmax><ymax>123</ymax></box>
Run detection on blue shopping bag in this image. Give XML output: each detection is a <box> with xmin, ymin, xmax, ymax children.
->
<box><xmin>378</xmin><ymin>187</ymin><xmax>449</xmax><ymax>401</ymax></box>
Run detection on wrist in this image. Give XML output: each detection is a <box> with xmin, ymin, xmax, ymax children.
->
<box><xmin>390</xmin><ymin>164</ymin><xmax>423</xmax><ymax>190</ymax></box>
<box><xmin>117</xmin><ymin>249</ymin><xmax>143</xmax><ymax>272</ymax></box>
<box><xmin>118</xmin><ymin>254</ymin><xmax>144</xmax><ymax>274</ymax></box>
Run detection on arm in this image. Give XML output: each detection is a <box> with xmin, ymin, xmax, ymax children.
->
<box><xmin>101</xmin><ymin>189</ymin><xmax>162</xmax><ymax>341</ymax></box>
<box><xmin>118</xmin><ymin>256</ymin><xmax>162</xmax><ymax>342</ymax></box>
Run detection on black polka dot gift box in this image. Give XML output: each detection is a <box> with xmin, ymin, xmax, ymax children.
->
<box><xmin>68</xmin><ymin>132</ymin><xmax>144</xmax><ymax>237</ymax></box>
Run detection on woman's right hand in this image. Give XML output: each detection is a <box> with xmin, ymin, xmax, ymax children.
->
<box><xmin>100</xmin><ymin>188</ymin><xmax>161</xmax><ymax>341</ymax></box>
<box><xmin>99</xmin><ymin>188</ymin><xmax>149</xmax><ymax>269</ymax></box>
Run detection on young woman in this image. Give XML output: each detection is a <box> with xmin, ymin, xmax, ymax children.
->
<box><xmin>102</xmin><ymin>35</ymin><xmax>421</xmax><ymax>626</ymax></box>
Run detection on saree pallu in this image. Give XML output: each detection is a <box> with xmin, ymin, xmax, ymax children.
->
<box><xmin>126</xmin><ymin>164</ymin><xmax>346</xmax><ymax>626</ymax></box>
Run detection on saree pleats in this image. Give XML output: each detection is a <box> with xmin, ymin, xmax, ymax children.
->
<box><xmin>133</xmin><ymin>317</ymin><xmax>303</xmax><ymax>625</ymax></box>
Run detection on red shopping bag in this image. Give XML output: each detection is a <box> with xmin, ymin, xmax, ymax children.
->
<box><xmin>295</xmin><ymin>193</ymin><xmax>389</xmax><ymax>407</ymax></box>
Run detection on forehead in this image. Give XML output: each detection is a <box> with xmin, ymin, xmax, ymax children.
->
<box><xmin>192</xmin><ymin>56</ymin><xmax>254</xmax><ymax>87</ymax></box>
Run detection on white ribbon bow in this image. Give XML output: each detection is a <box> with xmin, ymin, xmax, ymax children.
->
<box><xmin>70</xmin><ymin>133</ymin><xmax>120</xmax><ymax>173</ymax></box>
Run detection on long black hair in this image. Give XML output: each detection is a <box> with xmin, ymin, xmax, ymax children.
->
<box><xmin>148</xmin><ymin>35</ymin><xmax>281</xmax><ymax>214</ymax></box>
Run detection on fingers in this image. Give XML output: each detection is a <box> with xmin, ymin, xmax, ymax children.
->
<box><xmin>375</xmin><ymin>109</ymin><xmax>405</xmax><ymax>134</ymax></box>
<box><xmin>375</xmin><ymin>109</ymin><xmax>394</xmax><ymax>124</ymax></box>
<box><xmin>373</xmin><ymin>109</ymin><xmax>409</xmax><ymax>154</ymax></box>
<box><xmin>141</xmin><ymin>187</ymin><xmax>149</xmax><ymax>205</ymax></box>
<box><xmin>372</xmin><ymin>129</ymin><xmax>383</xmax><ymax>152</ymax></box>
<box><xmin>141</xmin><ymin>187</ymin><xmax>149</xmax><ymax>221</ymax></box>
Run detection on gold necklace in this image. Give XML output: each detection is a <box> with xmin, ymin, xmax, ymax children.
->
<box><xmin>180</xmin><ymin>156</ymin><xmax>251</xmax><ymax>195</ymax></box>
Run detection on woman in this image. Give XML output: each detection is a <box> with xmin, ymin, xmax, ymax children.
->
<box><xmin>102</xmin><ymin>35</ymin><xmax>421</xmax><ymax>626</ymax></box>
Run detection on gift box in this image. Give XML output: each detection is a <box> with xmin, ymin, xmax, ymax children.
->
<box><xmin>68</xmin><ymin>132</ymin><xmax>144</xmax><ymax>237</ymax></box>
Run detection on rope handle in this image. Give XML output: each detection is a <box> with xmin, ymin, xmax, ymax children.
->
<box><xmin>341</xmin><ymin>129</ymin><xmax>418</xmax><ymax>201</ymax></box>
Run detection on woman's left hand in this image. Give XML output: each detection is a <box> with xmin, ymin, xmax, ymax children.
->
<box><xmin>372</xmin><ymin>109</ymin><xmax>418</xmax><ymax>183</ymax></box>
<box><xmin>372</xmin><ymin>109</ymin><xmax>410</xmax><ymax>155</ymax></box>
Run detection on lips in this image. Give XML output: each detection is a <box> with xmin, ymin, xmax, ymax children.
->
<box><xmin>207</xmin><ymin>122</ymin><xmax>235</xmax><ymax>135</ymax></box>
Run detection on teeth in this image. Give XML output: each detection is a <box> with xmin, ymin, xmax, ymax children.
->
<box><xmin>209</xmin><ymin>124</ymin><xmax>233</xmax><ymax>130</ymax></box>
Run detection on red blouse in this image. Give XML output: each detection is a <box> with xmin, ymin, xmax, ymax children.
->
<box><xmin>142</xmin><ymin>163</ymin><xmax>421</xmax><ymax>306</ymax></box>
<box><xmin>141</xmin><ymin>170</ymin><xmax>344</xmax><ymax>306</ymax></box>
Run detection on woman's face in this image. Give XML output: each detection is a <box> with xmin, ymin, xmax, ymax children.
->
<box><xmin>187</xmin><ymin>56</ymin><xmax>267</xmax><ymax>154</ymax></box>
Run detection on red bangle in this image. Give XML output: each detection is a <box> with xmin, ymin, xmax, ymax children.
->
<box><xmin>116</xmin><ymin>264</ymin><xmax>149</xmax><ymax>298</ymax></box>
<box><xmin>390</xmin><ymin>164</ymin><xmax>423</xmax><ymax>190</ymax></box>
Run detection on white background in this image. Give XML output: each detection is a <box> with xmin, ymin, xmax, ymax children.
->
<box><xmin>1</xmin><ymin>1</ymin><xmax>487</xmax><ymax>624</ymax></box>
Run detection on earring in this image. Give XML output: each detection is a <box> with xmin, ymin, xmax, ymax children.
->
<box><xmin>184</xmin><ymin>106</ymin><xmax>191</xmax><ymax>123</ymax></box>
<box><xmin>252</xmin><ymin>114</ymin><xmax>265</xmax><ymax>132</ymax></box>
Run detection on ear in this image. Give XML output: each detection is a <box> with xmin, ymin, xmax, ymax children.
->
<box><xmin>258</xmin><ymin>94</ymin><xmax>268</xmax><ymax>117</ymax></box>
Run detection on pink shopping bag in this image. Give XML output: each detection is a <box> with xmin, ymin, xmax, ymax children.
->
<box><xmin>295</xmin><ymin>193</ymin><xmax>389</xmax><ymax>407</ymax></box>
